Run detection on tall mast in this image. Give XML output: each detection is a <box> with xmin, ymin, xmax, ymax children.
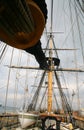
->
<box><xmin>47</xmin><ymin>0</ymin><xmax>54</xmax><ymax>113</ymax></box>
<box><xmin>48</xmin><ymin>35</ymin><xmax>53</xmax><ymax>113</ymax></box>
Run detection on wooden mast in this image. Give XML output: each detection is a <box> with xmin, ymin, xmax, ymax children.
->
<box><xmin>47</xmin><ymin>0</ymin><xmax>53</xmax><ymax>113</ymax></box>
<box><xmin>48</xmin><ymin>37</ymin><xmax>53</xmax><ymax>113</ymax></box>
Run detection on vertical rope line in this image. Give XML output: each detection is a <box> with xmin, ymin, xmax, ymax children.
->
<box><xmin>50</xmin><ymin>0</ymin><xmax>53</xmax><ymax>31</ymax></box>
<box><xmin>69</xmin><ymin>0</ymin><xmax>79</xmax><ymax>110</ymax></box>
<box><xmin>13</xmin><ymin>51</ymin><xmax>22</xmax><ymax>111</ymax></box>
<box><xmin>23</xmin><ymin>56</ymin><xmax>29</xmax><ymax>111</ymax></box>
<box><xmin>38</xmin><ymin>87</ymin><xmax>47</xmax><ymax>110</ymax></box>
<box><xmin>32</xmin><ymin>71</ymin><xmax>46</xmax><ymax>110</ymax></box>
<box><xmin>4</xmin><ymin>48</ymin><xmax>14</xmax><ymax>112</ymax></box>
<box><xmin>54</xmin><ymin>71</ymin><xmax>72</xmax><ymax>114</ymax></box>
<box><xmin>52</xmin><ymin>37</ymin><xmax>59</xmax><ymax>58</ymax></box>
<box><xmin>74</xmin><ymin>0</ymin><xmax>83</xmax><ymax>111</ymax></box>
<box><xmin>63</xmin><ymin>0</ymin><xmax>66</xmax><ymax>33</ymax></box>
<box><xmin>53</xmin><ymin>91</ymin><xmax>60</xmax><ymax>112</ymax></box>
<box><xmin>74</xmin><ymin>0</ymin><xmax>84</xmax><ymax>63</ymax></box>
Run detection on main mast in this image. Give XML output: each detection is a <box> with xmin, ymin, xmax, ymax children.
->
<box><xmin>47</xmin><ymin>0</ymin><xmax>54</xmax><ymax>113</ymax></box>
<box><xmin>48</xmin><ymin>35</ymin><xmax>53</xmax><ymax>113</ymax></box>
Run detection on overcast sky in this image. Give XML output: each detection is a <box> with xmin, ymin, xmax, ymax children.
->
<box><xmin>0</xmin><ymin>0</ymin><xmax>84</xmax><ymax>111</ymax></box>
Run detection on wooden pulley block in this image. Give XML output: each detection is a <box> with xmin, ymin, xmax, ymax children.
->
<box><xmin>0</xmin><ymin>0</ymin><xmax>45</xmax><ymax>49</ymax></box>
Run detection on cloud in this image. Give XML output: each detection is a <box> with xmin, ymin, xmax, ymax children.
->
<box><xmin>0</xmin><ymin>0</ymin><xmax>84</xmax><ymax>111</ymax></box>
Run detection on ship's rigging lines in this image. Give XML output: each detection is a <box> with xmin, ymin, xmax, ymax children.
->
<box><xmin>27</xmin><ymin>70</ymin><xmax>72</xmax><ymax>114</ymax></box>
<box><xmin>0</xmin><ymin>42</ymin><xmax>7</xmax><ymax>63</ymax></box>
<box><xmin>4</xmin><ymin>22</ymin><xmax>84</xmax><ymax>113</ymax></box>
<box><xmin>23</xmin><ymin>30</ymin><xmax>73</xmax><ymax>115</ymax></box>
<box><xmin>0</xmin><ymin>0</ymin><xmax>84</xmax><ymax>116</ymax></box>
<box><xmin>76</xmin><ymin>0</ymin><xmax>84</xmax><ymax>12</ymax></box>
<box><xmin>3</xmin><ymin>30</ymin><xmax>75</xmax><ymax>114</ymax></box>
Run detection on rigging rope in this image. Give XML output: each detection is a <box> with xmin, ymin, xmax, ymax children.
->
<box><xmin>71</xmin><ymin>0</ymin><xmax>84</xmax><ymax>19</ymax></box>
<box><xmin>76</xmin><ymin>0</ymin><xmax>84</xmax><ymax>12</ymax></box>
<box><xmin>69</xmin><ymin>0</ymin><xmax>80</xmax><ymax>111</ymax></box>
<box><xmin>78</xmin><ymin>13</ymin><xmax>84</xmax><ymax>26</ymax></box>
<box><xmin>74</xmin><ymin>0</ymin><xmax>83</xmax><ymax>111</ymax></box>
<box><xmin>13</xmin><ymin>51</ymin><xmax>22</xmax><ymax>109</ymax></box>
<box><xmin>4</xmin><ymin>48</ymin><xmax>14</xmax><ymax>112</ymax></box>
<box><xmin>44</xmin><ymin>30</ymin><xmax>72</xmax><ymax>110</ymax></box>
<box><xmin>0</xmin><ymin>43</ymin><xmax>7</xmax><ymax>64</ymax></box>
<box><xmin>54</xmin><ymin>71</ymin><xmax>72</xmax><ymax>114</ymax></box>
<box><xmin>50</xmin><ymin>0</ymin><xmax>53</xmax><ymax>31</ymax></box>
<box><xmin>28</xmin><ymin>71</ymin><xmax>46</xmax><ymax>111</ymax></box>
<box><xmin>74</xmin><ymin>0</ymin><xmax>84</xmax><ymax>63</ymax></box>
<box><xmin>61</xmin><ymin>0</ymin><xmax>84</xmax><ymax>48</ymax></box>
<box><xmin>38</xmin><ymin>87</ymin><xmax>47</xmax><ymax>111</ymax></box>
<box><xmin>53</xmin><ymin>92</ymin><xmax>60</xmax><ymax>112</ymax></box>
<box><xmin>23</xmin><ymin>57</ymin><xmax>29</xmax><ymax>111</ymax></box>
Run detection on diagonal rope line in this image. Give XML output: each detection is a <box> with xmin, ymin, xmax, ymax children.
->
<box><xmin>50</xmin><ymin>0</ymin><xmax>53</xmax><ymax>31</ymax></box>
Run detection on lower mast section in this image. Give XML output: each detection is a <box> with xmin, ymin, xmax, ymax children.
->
<box><xmin>48</xmin><ymin>70</ymin><xmax>53</xmax><ymax>113</ymax></box>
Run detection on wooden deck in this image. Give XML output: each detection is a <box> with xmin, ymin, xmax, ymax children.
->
<box><xmin>73</xmin><ymin>115</ymin><xmax>84</xmax><ymax>129</ymax></box>
<box><xmin>0</xmin><ymin>113</ymin><xmax>84</xmax><ymax>129</ymax></box>
<box><xmin>0</xmin><ymin>113</ymin><xmax>20</xmax><ymax>129</ymax></box>
<box><xmin>39</xmin><ymin>112</ymin><xmax>84</xmax><ymax>129</ymax></box>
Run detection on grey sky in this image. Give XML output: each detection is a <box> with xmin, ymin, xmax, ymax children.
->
<box><xmin>0</xmin><ymin>0</ymin><xmax>84</xmax><ymax>111</ymax></box>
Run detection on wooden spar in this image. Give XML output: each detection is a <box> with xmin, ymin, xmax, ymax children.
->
<box><xmin>6</xmin><ymin>65</ymin><xmax>84</xmax><ymax>72</ymax></box>
<box><xmin>47</xmin><ymin>38</ymin><xmax>53</xmax><ymax>113</ymax></box>
<box><xmin>43</xmin><ymin>48</ymin><xmax>78</xmax><ymax>51</ymax></box>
